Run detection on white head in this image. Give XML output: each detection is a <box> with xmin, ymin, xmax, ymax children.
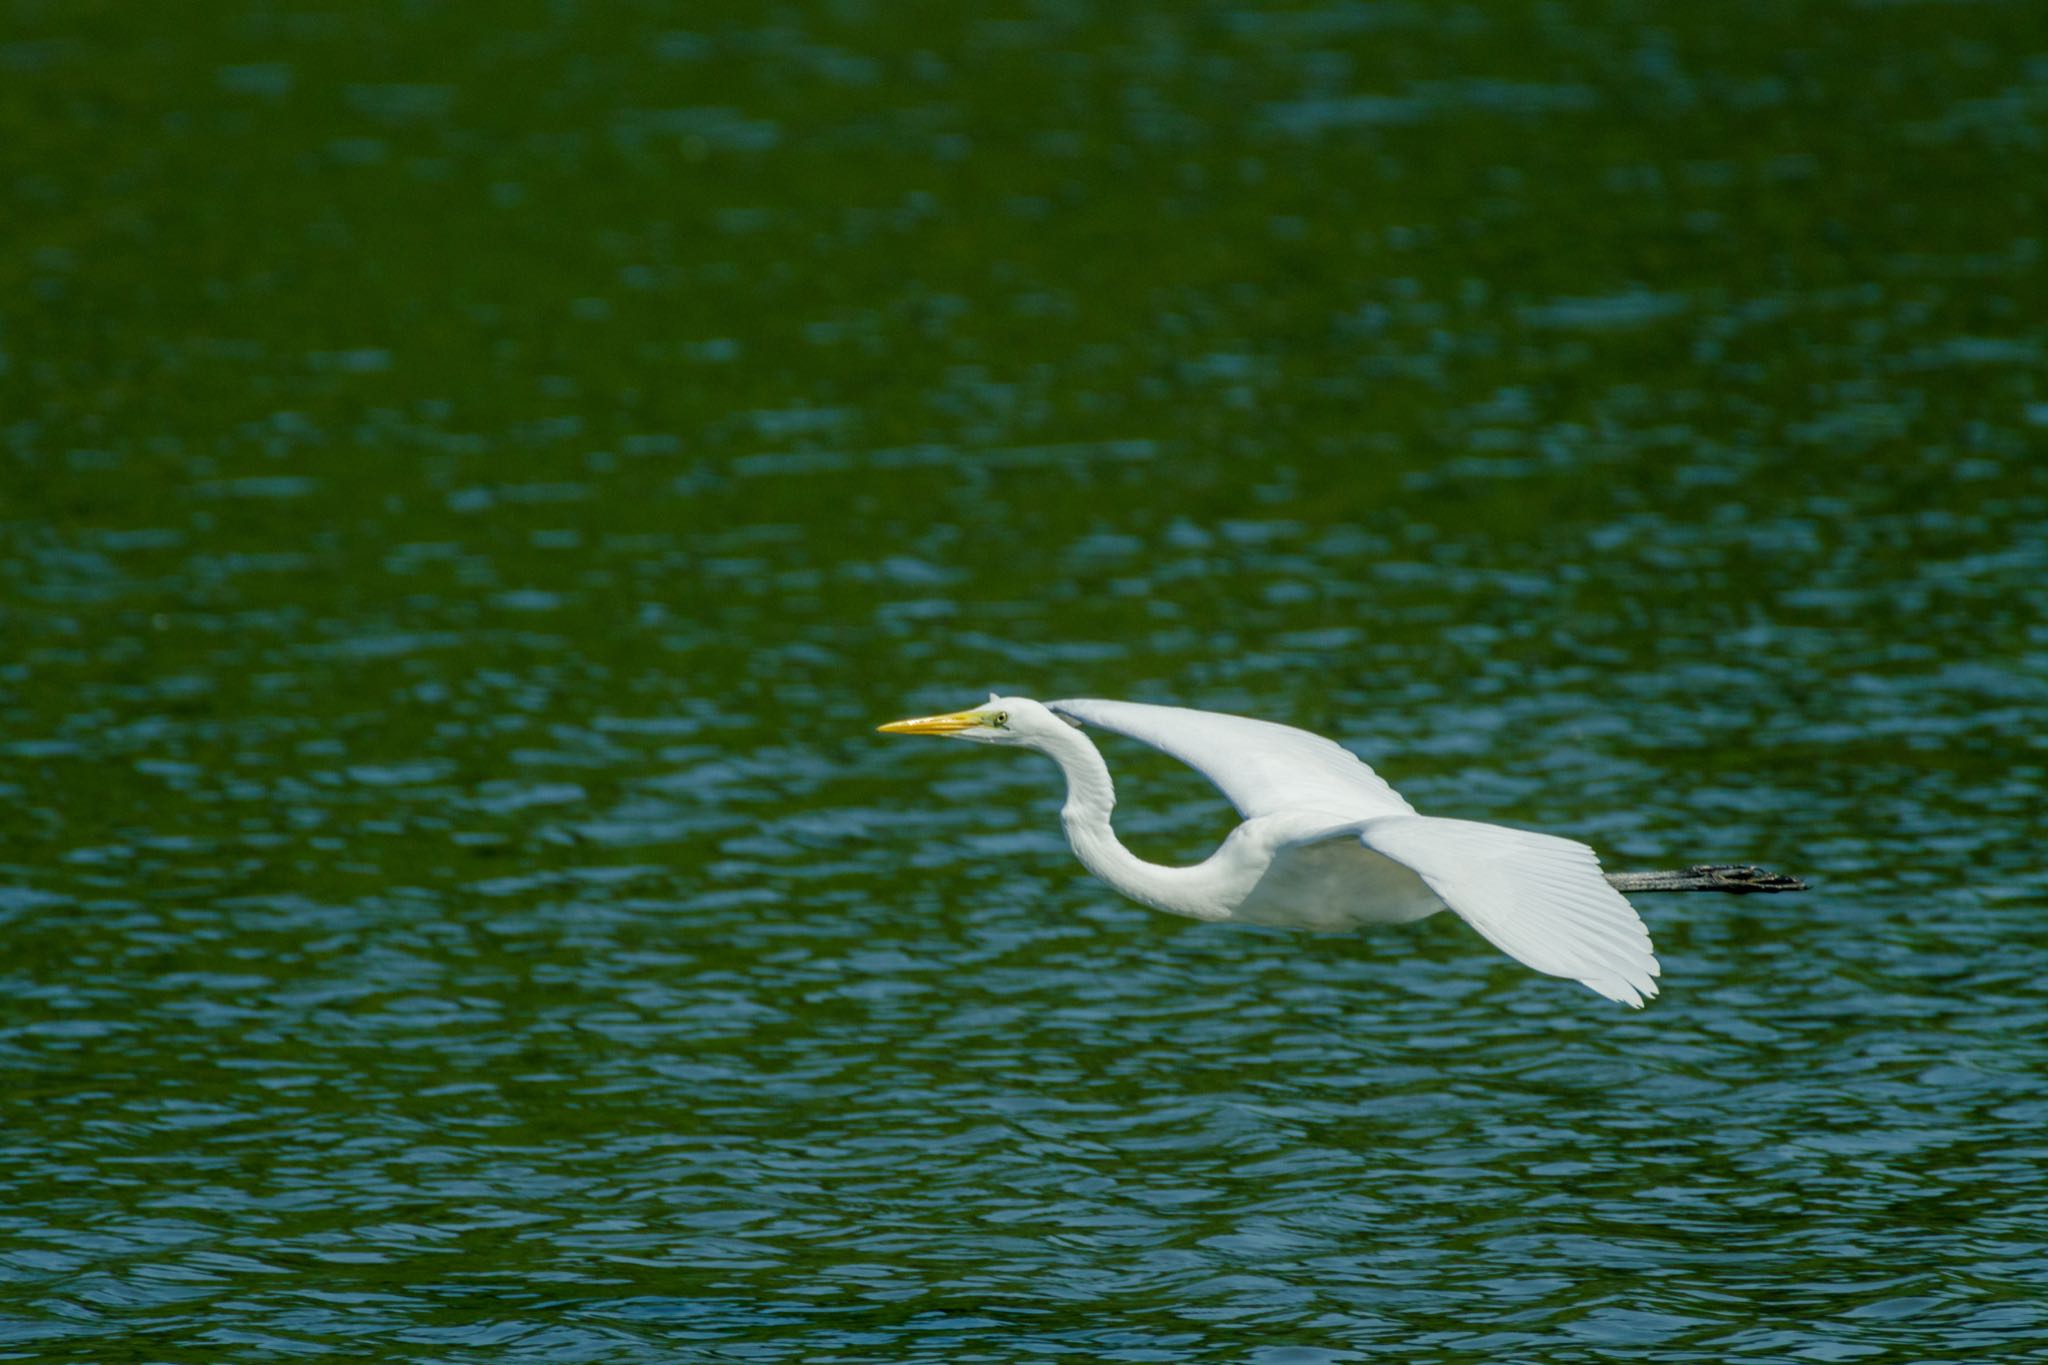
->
<box><xmin>877</xmin><ymin>693</ymin><xmax>1078</xmax><ymax>749</ymax></box>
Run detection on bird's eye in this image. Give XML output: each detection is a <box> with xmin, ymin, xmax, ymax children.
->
<box><xmin>991</xmin><ymin>711</ymin><xmax>1009</xmax><ymax>728</ymax></box>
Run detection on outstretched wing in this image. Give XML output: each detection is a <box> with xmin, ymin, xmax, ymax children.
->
<box><xmin>1045</xmin><ymin>698</ymin><xmax>1414</xmax><ymax>821</ymax></box>
<box><xmin>1355</xmin><ymin>815</ymin><xmax>1660</xmax><ymax>1007</ymax></box>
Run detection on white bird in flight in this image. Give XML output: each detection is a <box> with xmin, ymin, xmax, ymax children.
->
<box><xmin>881</xmin><ymin>695</ymin><xmax>1802</xmax><ymax>1007</ymax></box>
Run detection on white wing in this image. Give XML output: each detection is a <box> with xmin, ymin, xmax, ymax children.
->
<box><xmin>1354</xmin><ymin>815</ymin><xmax>1660</xmax><ymax>1007</ymax></box>
<box><xmin>1045</xmin><ymin>698</ymin><xmax>1414</xmax><ymax>821</ymax></box>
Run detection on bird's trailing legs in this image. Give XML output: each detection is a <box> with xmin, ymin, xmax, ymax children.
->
<box><xmin>1605</xmin><ymin>864</ymin><xmax>1806</xmax><ymax>894</ymax></box>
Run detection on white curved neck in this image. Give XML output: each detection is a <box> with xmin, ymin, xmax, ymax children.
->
<box><xmin>1031</xmin><ymin>723</ymin><xmax>1224</xmax><ymax>919</ymax></box>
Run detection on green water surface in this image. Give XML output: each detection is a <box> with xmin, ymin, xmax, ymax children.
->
<box><xmin>4</xmin><ymin>1</ymin><xmax>2047</xmax><ymax>1359</ymax></box>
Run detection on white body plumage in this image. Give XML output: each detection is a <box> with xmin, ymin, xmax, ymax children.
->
<box><xmin>881</xmin><ymin>695</ymin><xmax>1661</xmax><ymax>1008</ymax></box>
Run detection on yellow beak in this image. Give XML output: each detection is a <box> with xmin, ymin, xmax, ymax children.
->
<box><xmin>877</xmin><ymin>707</ymin><xmax>984</xmax><ymax>736</ymax></box>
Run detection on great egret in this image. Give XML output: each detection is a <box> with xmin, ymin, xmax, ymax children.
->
<box><xmin>880</xmin><ymin>695</ymin><xmax>1803</xmax><ymax>1007</ymax></box>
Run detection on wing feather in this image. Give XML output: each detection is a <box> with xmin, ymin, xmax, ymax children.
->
<box><xmin>1046</xmin><ymin>698</ymin><xmax>1414</xmax><ymax>821</ymax></box>
<box><xmin>1356</xmin><ymin>815</ymin><xmax>1660</xmax><ymax>1007</ymax></box>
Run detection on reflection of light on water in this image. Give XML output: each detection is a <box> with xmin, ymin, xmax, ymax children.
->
<box><xmin>4</xmin><ymin>0</ymin><xmax>2045</xmax><ymax>1350</ymax></box>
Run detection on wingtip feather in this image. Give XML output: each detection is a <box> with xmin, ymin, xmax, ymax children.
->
<box><xmin>1357</xmin><ymin>815</ymin><xmax>1664</xmax><ymax>1009</ymax></box>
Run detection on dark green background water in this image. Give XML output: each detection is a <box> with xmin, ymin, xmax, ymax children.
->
<box><xmin>5</xmin><ymin>1</ymin><xmax>2047</xmax><ymax>1359</ymax></box>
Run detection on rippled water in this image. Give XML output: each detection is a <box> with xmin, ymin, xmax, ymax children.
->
<box><xmin>5</xmin><ymin>1</ymin><xmax>2047</xmax><ymax>1359</ymax></box>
